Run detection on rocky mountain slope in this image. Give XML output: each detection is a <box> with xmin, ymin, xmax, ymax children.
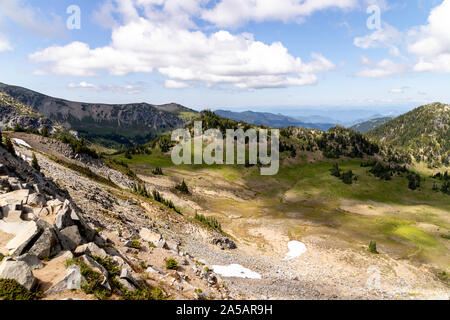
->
<box><xmin>0</xmin><ymin>91</ymin><xmax>56</xmax><ymax>133</ymax></box>
<box><xmin>367</xmin><ymin>103</ymin><xmax>450</xmax><ymax>167</ymax></box>
<box><xmin>350</xmin><ymin>117</ymin><xmax>393</xmax><ymax>134</ymax></box>
<box><xmin>0</xmin><ymin>83</ymin><xmax>197</xmax><ymax>148</ymax></box>
<box><xmin>0</xmin><ymin>133</ymin><xmax>237</xmax><ymax>300</ymax></box>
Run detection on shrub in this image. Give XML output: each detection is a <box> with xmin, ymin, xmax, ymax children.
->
<box><xmin>166</xmin><ymin>258</ymin><xmax>179</xmax><ymax>270</ymax></box>
<box><xmin>131</xmin><ymin>239</ymin><xmax>142</xmax><ymax>250</ymax></box>
<box><xmin>368</xmin><ymin>240</ymin><xmax>379</xmax><ymax>254</ymax></box>
<box><xmin>0</xmin><ymin>279</ymin><xmax>36</xmax><ymax>300</ymax></box>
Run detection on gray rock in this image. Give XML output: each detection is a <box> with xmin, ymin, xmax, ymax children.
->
<box><xmin>16</xmin><ymin>253</ymin><xmax>44</xmax><ymax>270</ymax></box>
<box><xmin>117</xmin><ymin>278</ymin><xmax>136</xmax><ymax>293</ymax></box>
<box><xmin>79</xmin><ymin>254</ymin><xmax>110</xmax><ymax>290</ymax></box>
<box><xmin>156</xmin><ymin>239</ymin><xmax>167</xmax><ymax>249</ymax></box>
<box><xmin>55</xmin><ymin>206</ymin><xmax>74</xmax><ymax>230</ymax></box>
<box><xmin>46</xmin><ymin>265</ymin><xmax>85</xmax><ymax>295</ymax></box>
<box><xmin>74</xmin><ymin>242</ymin><xmax>108</xmax><ymax>259</ymax></box>
<box><xmin>139</xmin><ymin>228</ymin><xmax>161</xmax><ymax>245</ymax></box>
<box><xmin>59</xmin><ymin>225</ymin><xmax>82</xmax><ymax>251</ymax></box>
<box><xmin>212</xmin><ymin>237</ymin><xmax>237</xmax><ymax>250</ymax></box>
<box><xmin>145</xmin><ymin>265</ymin><xmax>167</xmax><ymax>276</ymax></box>
<box><xmin>5</xmin><ymin>221</ymin><xmax>40</xmax><ymax>256</ymax></box>
<box><xmin>27</xmin><ymin>193</ymin><xmax>46</xmax><ymax>207</ymax></box>
<box><xmin>28</xmin><ymin>228</ymin><xmax>58</xmax><ymax>259</ymax></box>
<box><xmin>0</xmin><ymin>259</ymin><xmax>37</xmax><ymax>291</ymax></box>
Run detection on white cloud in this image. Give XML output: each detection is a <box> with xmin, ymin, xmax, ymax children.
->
<box><xmin>389</xmin><ymin>88</ymin><xmax>404</xmax><ymax>94</ymax></box>
<box><xmin>30</xmin><ymin>3</ymin><xmax>336</xmax><ymax>90</ymax></box>
<box><xmin>355</xmin><ymin>58</ymin><xmax>408</xmax><ymax>78</ymax></box>
<box><xmin>165</xmin><ymin>80</ymin><xmax>192</xmax><ymax>89</ymax></box>
<box><xmin>68</xmin><ymin>81</ymin><xmax>146</xmax><ymax>94</ymax></box>
<box><xmin>68</xmin><ymin>81</ymin><xmax>100</xmax><ymax>90</ymax></box>
<box><xmin>0</xmin><ymin>0</ymin><xmax>64</xmax><ymax>37</ymax></box>
<box><xmin>354</xmin><ymin>23</ymin><xmax>403</xmax><ymax>57</ymax></box>
<box><xmin>407</xmin><ymin>0</ymin><xmax>450</xmax><ymax>72</ymax></box>
<box><xmin>201</xmin><ymin>0</ymin><xmax>358</xmax><ymax>28</ymax></box>
<box><xmin>0</xmin><ymin>34</ymin><xmax>12</xmax><ymax>52</ymax></box>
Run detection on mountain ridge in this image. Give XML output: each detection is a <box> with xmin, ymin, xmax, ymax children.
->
<box><xmin>0</xmin><ymin>82</ymin><xmax>197</xmax><ymax>147</ymax></box>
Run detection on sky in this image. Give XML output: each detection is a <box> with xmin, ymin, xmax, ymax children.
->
<box><xmin>0</xmin><ymin>0</ymin><xmax>449</xmax><ymax>114</ymax></box>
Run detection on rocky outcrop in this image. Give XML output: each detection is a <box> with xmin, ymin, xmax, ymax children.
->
<box><xmin>0</xmin><ymin>258</ymin><xmax>37</xmax><ymax>290</ymax></box>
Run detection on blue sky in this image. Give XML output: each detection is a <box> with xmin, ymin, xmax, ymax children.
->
<box><xmin>0</xmin><ymin>0</ymin><xmax>449</xmax><ymax>114</ymax></box>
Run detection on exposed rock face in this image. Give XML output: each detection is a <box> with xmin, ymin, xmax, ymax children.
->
<box><xmin>16</xmin><ymin>253</ymin><xmax>44</xmax><ymax>270</ymax></box>
<box><xmin>6</xmin><ymin>221</ymin><xmax>40</xmax><ymax>256</ymax></box>
<box><xmin>0</xmin><ymin>91</ymin><xmax>55</xmax><ymax>132</ymax></box>
<box><xmin>0</xmin><ymin>259</ymin><xmax>37</xmax><ymax>290</ymax></box>
<box><xmin>59</xmin><ymin>226</ymin><xmax>83</xmax><ymax>251</ymax></box>
<box><xmin>28</xmin><ymin>228</ymin><xmax>58</xmax><ymax>259</ymax></box>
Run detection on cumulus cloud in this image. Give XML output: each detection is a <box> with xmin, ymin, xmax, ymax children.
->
<box><xmin>355</xmin><ymin>58</ymin><xmax>408</xmax><ymax>78</ymax></box>
<box><xmin>201</xmin><ymin>0</ymin><xmax>358</xmax><ymax>28</ymax></box>
<box><xmin>30</xmin><ymin>1</ymin><xmax>336</xmax><ymax>90</ymax></box>
<box><xmin>407</xmin><ymin>0</ymin><xmax>450</xmax><ymax>72</ymax></box>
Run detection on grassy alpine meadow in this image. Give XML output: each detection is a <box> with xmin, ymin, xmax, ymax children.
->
<box><xmin>105</xmin><ymin>147</ymin><xmax>450</xmax><ymax>271</ymax></box>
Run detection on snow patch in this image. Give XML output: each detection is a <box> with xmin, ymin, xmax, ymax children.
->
<box><xmin>12</xmin><ymin>138</ymin><xmax>31</xmax><ymax>148</ymax></box>
<box><xmin>283</xmin><ymin>240</ymin><xmax>307</xmax><ymax>260</ymax></box>
<box><xmin>212</xmin><ymin>264</ymin><xmax>261</xmax><ymax>279</ymax></box>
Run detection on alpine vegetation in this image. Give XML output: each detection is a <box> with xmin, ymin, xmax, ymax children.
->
<box><xmin>171</xmin><ymin>121</ymin><xmax>280</xmax><ymax>175</ymax></box>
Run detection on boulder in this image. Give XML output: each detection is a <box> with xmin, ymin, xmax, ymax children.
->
<box><xmin>5</xmin><ymin>221</ymin><xmax>40</xmax><ymax>256</ymax></box>
<box><xmin>139</xmin><ymin>228</ymin><xmax>162</xmax><ymax>245</ymax></box>
<box><xmin>28</xmin><ymin>228</ymin><xmax>58</xmax><ymax>259</ymax></box>
<box><xmin>46</xmin><ymin>199</ymin><xmax>63</xmax><ymax>214</ymax></box>
<box><xmin>156</xmin><ymin>239</ymin><xmax>167</xmax><ymax>249</ymax></box>
<box><xmin>166</xmin><ymin>239</ymin><xmax>180</xmax><ymax>253</ymax></box>
<box><xmin>117</xmin><ymin>278</ymin><xmax>136</xmax><ymax>292</ymax></box>
<box><xmin>45</xmin><ymin>265</ymin><xmax>85</xmax><ymax>295</ymax></box>
<box><xmin>27</xmin><ymin>193</ymin><xmax>46</xmax><ymax>207</ymax></box>
<box><xmin>0</xmin><ymin>259</ymin><xmax>37</xmax><ymax>291</ymax></box>
<box><xmin>145</xmin><ymin>265</ymin><xmax>166</xmax><ymax>276</ymax></box>
<box><xmin>79</xmin><ymin>254</ymin><xmax>110</xmax><ymax>290</ymax></box>
<box><xmin>16</xmin><ymin>253</ymin><xmax>44</xmax><ymax>270</ymax></box>
<box><xmin>55</xmin><ymin>206</ymin><xmax>74</xmax><ymax>230</ymax></box>
<box><xmin>120</xmin><ymin>268</ymin><xmax>140</xmax><ymax>287</ymax></box>
<box><xmin>212</xmin><ymin>237</ymin><xmax>237</xmax><ymax>250</ymax></box>
<box><xmin>74</xmin><ymin>242</ymin><xmax>108</xmax><ymax>259</ymax></box>
<box><xmin>59</xmin><ymin>225</ymin><xmax>82</xmax><ymax>251</ymax></box>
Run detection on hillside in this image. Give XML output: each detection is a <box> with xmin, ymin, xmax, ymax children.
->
<box><xmin>0</xmin><ymin>91</ymin><xmax>56</xmax><ymax>132</ymax></box>
<box><xmin>0</xmin><ymin>83</ymin><xmax>197</xmax><ymax>148</ymax></box>
<box><xmin>368</xmin><ymin>103</ymin><xmax>450</xmax><ymax>167</ymax></box>
<box><xmin>214</xmin><ymin>110</ymin><xmax>334</xmax><ymax>131</ymax></box>
<box><xmin>350</xmin><ymin>117</ymin><xmax>392</xmax><ymax>133</ymax></box>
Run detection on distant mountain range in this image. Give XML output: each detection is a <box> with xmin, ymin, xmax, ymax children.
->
<box><xmin>213</xmin><ymin>110</ymin><xmax>335</xmax><ymax>131</ymax></box>
<box><xmin>350</xmin><ymin>117</ymin><xmax>393</xmax><ymax>133</ymax></box>
<box><xmin>0</xmin><ymin>82</ymin><xmax>197</xmax><ymax>147</ymax></box>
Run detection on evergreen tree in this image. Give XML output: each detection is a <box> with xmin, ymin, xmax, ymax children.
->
<box><xmin>41</xmin><ymin>126</ymin><xmax>49</xmax><ymax>137</ymax></box>
<box><xmin>4</xmin><ymin>136</ymin><xmax>15</xmax><ymax>156</ymax></box>
<box><xmin>31</xmin><ymin>153</ymin><xmax>40</xmax><ymax>171</ymax></box>
<box><xmin>0</xmin><ymin>130</ymin><xmax>2</xmax><ymax>147</ymax></box>
<box><xmin>175</xmin><ymin>180</ymin><xmax>189</xmax><ymax>193</ymax></box>
<box><xmin>330</xmin><ymin>163</ymin><xmax>341</xmax><ymax>177</ymax></box>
